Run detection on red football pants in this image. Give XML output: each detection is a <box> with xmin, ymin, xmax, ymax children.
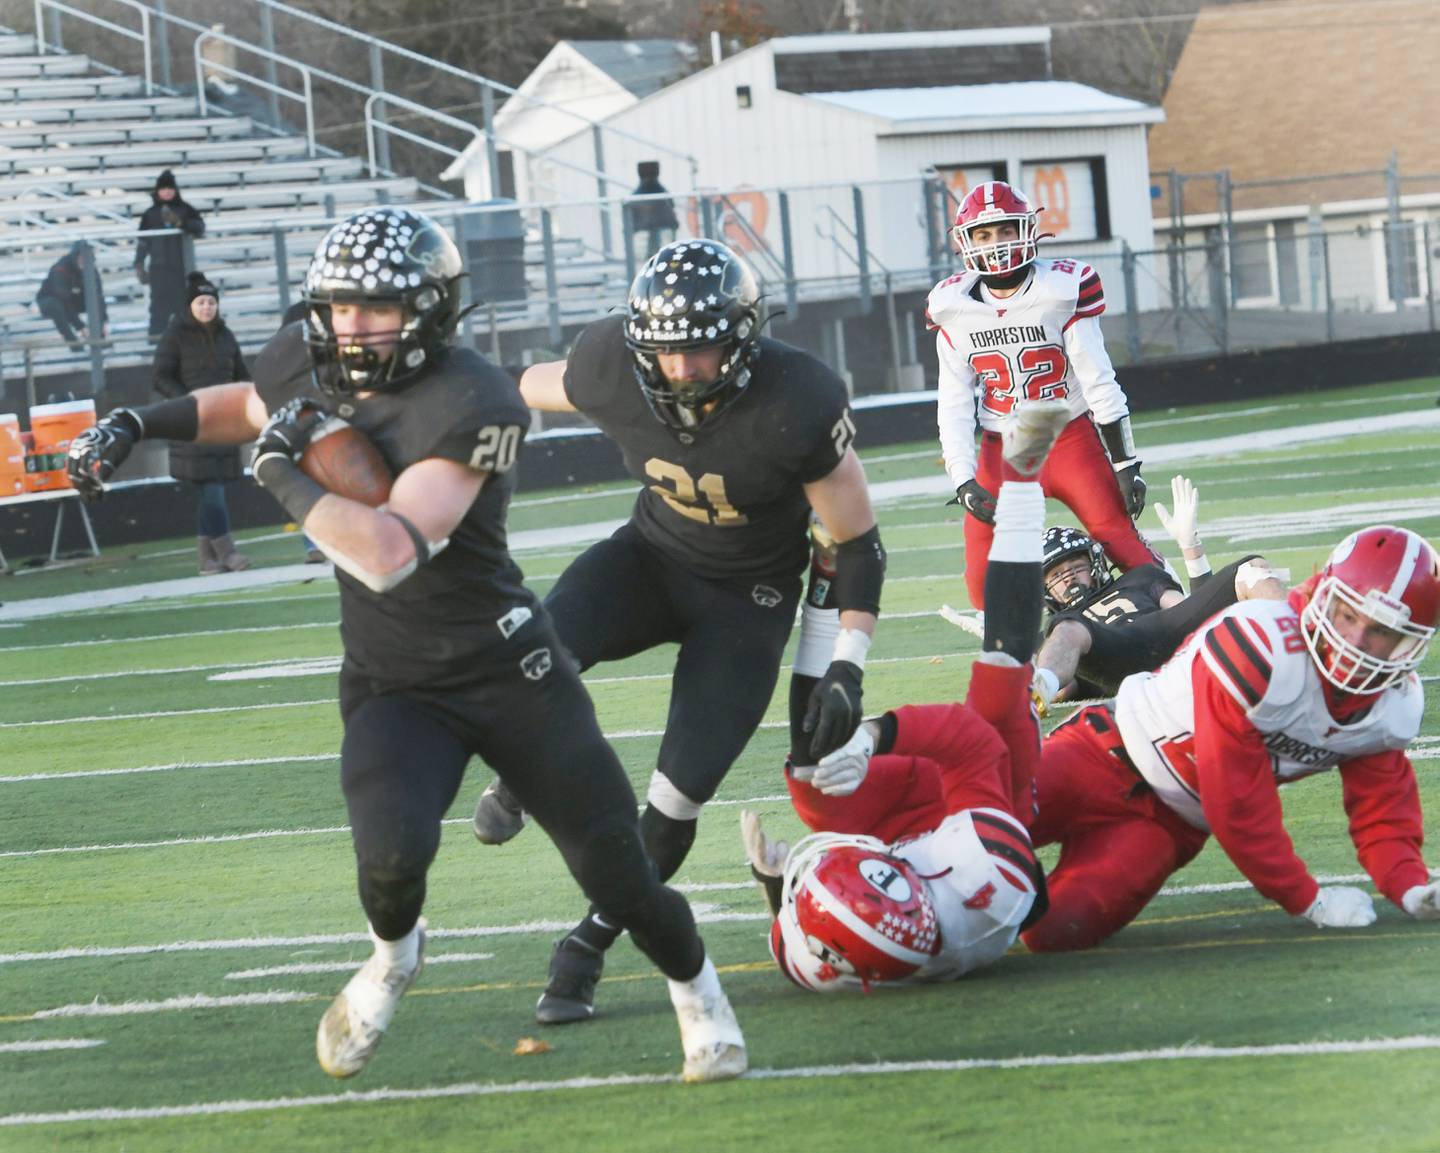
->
<box><xmin>787</xmin><ymin>660</ymin><xmax>1037</xmax><ymax>842</ymax></box>
<box><xmin>1021</xmin><ymin>706</ymin><xmax>1209</xmax><ymax>952</ymax></box>
<box><xmin>963</xmin><ymin>415</ymin><xmax>1159</xmax><ymax>609</ymax></box>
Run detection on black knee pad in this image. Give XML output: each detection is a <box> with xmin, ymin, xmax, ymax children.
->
<box><xmin>639</xmin><ymin>805</ymin><xmax>698</xmax><ymax>882</ymax></box>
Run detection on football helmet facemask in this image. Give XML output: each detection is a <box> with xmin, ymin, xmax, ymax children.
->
<box><xmin>625</xmin><ymin>238</ymin><xmax>762</xmax><ymax>431</ymax></box>
<box><xmin>1042</xmin><ymin>525</ymin><xmax>1113</xmax><ymax>612</ymax></box>
<box><xmin>950</xmin><ymin>181</ymin><xmax>1042</xmax><ymax>280</ymax></box>
<box><xmin>1300</xmin><ymin>525</ymin><xmax>1439</xmax><ymax>695</ymax></box>
<box><xmin>769</xmin><ymin>833</ymin><xmax>940</xmax><ymax>992</ymax></box>
<box><xmin>302</xmin><ymin>208</ymin><xmax>464</xmax><ymax>396</ymax></box>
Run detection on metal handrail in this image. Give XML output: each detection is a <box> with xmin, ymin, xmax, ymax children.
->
<box><xmin>255</xmin><ymin>0</ymin><xmax>701</xmax><ymax>186</ymax></box>
<box><xmin>195</xmin><ymin>28</ymin><xmax>314</xmax><ymax>157</ymax></box>
<box><xmin>815</xmin><ymin>202</ymin><xmax>888</xmax><ymax>275</ymax></box>
<box><xmin>33</xmin><ymin>0</ymin><xmax>151</xmax><ymax>94</ymax></box>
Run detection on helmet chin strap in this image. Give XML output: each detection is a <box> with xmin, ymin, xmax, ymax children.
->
<box><xmin>982</xmin><ymin>265</ymin><xmax>1031</xmax><ymax>290</ymax></box>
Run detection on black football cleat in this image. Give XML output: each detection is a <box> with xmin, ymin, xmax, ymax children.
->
<box><xmin>534</xmin><ymin>936</ymin><xmax>604</xmax><ymax>1025</ymax></box>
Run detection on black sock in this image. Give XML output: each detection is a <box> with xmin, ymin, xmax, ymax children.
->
<box><xmin>982</xmin><ymin>559</ymin><xmax>1043</xmax><ymax>661</ymax></box>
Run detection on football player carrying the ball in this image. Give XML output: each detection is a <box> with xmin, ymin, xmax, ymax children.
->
<box><xmin>67</xmin><ymin>208</ymin><xmax>749</xmax><ymax>1084</ymax></box>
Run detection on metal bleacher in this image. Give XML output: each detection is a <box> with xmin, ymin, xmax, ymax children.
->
<box><xmin>0</xmin><ymin>19</ymin><xmax>435</xmax><ymax>389</ymax></box>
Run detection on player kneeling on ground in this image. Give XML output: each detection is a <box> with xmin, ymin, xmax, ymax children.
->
<box><xmin>1024</xmin><ymin>524</ymin><xmax>1440</xmax><ymax>952</ymax></box>
<box><xmin>67</xmin><ymin>208</ymin><xmax>747</xmax><ymax>1084</ymax></box>
<box><xmin>1030</xmin><ymin>475</ymin><xmax>1287</xmax><ymax>711</ymax></box>
<box><xmin>743</xmin><ymin>401</ymin><xmax>1071</xmax><ymax>989</ymax></box>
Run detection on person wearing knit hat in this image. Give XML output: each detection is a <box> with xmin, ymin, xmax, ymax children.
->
<box><xmin>153</xmin><ymin>270</ymin><xmax>251</xmax><ymax>574</ymax></box>
<box><xmin>135</xmin><ymin>170</ymin><xmax>206</xmax><ymax>340</ymax></box>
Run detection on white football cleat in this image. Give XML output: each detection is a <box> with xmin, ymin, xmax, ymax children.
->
<box><xmin>1001</xmin><ymin>399</ymin><xmax>1071</xmax><ymax>477</ymax></box>
<box><xmin>316</xmin><ymin>923</ymin><xmax>425</xmax><ymax>1078</ymax></box>
<box><xmin>669</xmin><ymin>956</ymin><xmax>747</xmax><ymax>1084</ymax></box>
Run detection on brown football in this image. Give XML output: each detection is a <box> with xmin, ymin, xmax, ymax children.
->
<box><xmin>299</xmin><ymin>419</ymin><xmax>393</xmax><ymax>508</ymax></box>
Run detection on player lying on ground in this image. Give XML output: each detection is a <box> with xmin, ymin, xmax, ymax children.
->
<box><xmin>66</xmin><ymin>208</ymin><xmax>747</xmax><ymax>1083</ymax></box>
<box><xmin>468</xmin><ymin>239</ymin><xmax>884</xmax><ymax>1025</ymax></box>
<box><xmin>1030</xmin><ymin>474</ymin><xmax>1287</xmax><ymax>711</ymax></box>
<box><xmin>741</xmin><ymin>400</ymin><xmax>1072</xmax><ymax>989</ymax></box>
<box><xmin>927</xmin><ymin>180</ymin><xmax>1161</xmax><ymax>611</ymax></box>
<box><xmin>1024</xmin><ymin>524</ymin><xmax>1440</xmax><ymax>952</ymax></box>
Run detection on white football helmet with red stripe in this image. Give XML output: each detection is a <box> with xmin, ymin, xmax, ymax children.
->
<box><xmin>950</xmin><ymin>181</ymin><xmax>1041</xmax><ymax>276</ymax></box>
<box><xmin>1301</xmin><ymin>526</ymin><xmax>1439</xmax><ymax>695</ymax></box>
<box><xmin>769</xmin><ymin>833</ymin><xmax>940</xmax><ymax>992</ymax></box>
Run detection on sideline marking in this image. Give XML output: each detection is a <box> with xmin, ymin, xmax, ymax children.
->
<box><xmin>0</xmin><ymin>754</ymin><xmax>334</xmax><ymax>785</ymax></box>
<box><xmin>0</xmin><ymin>1039</ymin><xmax>105</xmax><ymax>1053</ymax></box>
<box><xmin>5</xmin><ymin>1036</ymin><xmax>1440</xmax><ymax>1125</ymax></box>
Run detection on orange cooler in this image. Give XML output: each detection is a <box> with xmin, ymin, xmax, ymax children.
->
<box><xmin>27</xmin><ymin>399</ymin><xmax>96</xmax><ymax>492</ymax></box>
<box><xmin>0</xmin><ymin>414</ymin><xmax>23</xmax><ymax>497</ymax></box>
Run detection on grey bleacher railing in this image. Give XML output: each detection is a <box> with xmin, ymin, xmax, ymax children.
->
<box><xmin>194</xmin><ymin>26</ymin><xmax>313</xmax><ymax>156</ymax></box>
<box><xmin>33</xmin><ymin>0</ymin><xmax>152</xmax><ymax>93</ymax></box>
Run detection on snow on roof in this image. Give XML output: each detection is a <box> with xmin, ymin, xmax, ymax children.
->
<box><xmin>809</xmin><ymin>81</ymin><xmax>1162</xmax><ymax>129</ymax></box>
<box><xmin>771</xmin><ymin>28</ymin><xmax>1050</xmax><ymax>54</ymax></box>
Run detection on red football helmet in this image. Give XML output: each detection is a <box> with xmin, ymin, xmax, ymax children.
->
<box><xmin>950</xmin><ymin>181</ymin><xmax>1041</xmax><ymax>276</ymax></box>
<box><xmin>1300</xmin><ymin>526</ymin><xmax>1439</xmax><ymax>694</ymax></box>
<box><xmin>769</xmin><ymin>833</ymin><xmax>940</xmax><ymax>992</ymax></box>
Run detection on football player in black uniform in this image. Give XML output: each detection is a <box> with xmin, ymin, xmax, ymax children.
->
<box><xmin>1031</xmin><ymin>476</ymin><xmax>1285</xmax><ymax>708</ymax></box>
<box><xmin>471</xmin><ymin>239</ymin><xmax>885</xmax><ymax>1025</ymax></box>
<box><xmin>66</xmin><ymin>209</ymin><xmax>748</xmax><ymax>1084</ymax></box>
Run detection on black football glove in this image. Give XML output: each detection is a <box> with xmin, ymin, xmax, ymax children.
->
<box><xmin>252</xmin><ymin>399</ymin><xmax>329</xmax><ymax>487</ymax></box>
<box><xmin>1115</xmin><ymin>460</ymin><xmax>1147</xmax><ymax>519</ymax></box>
<box><xmin>802</xmin><ymin>659</ymin><xmax>864</xmax><ymax>761</ymax></box>
<box><xmin>67</xmin><ymin>408</ymin><xmax>143</xmax><ymax>501</ymax></box>
<box><xmin>948</xmin><ymin>478</ymin><xmax>997</xmax><ymax>525</ymax></box>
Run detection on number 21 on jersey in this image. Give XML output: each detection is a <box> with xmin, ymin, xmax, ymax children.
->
<box><xmin>646</xmin><ymin>459</ymin><xmax>747</xmax><ymax>526</ymax></box>
<box><xmin>969</xmin><ymin>344</ymin><xmax>1069</xmax><ymax>416</ymax></box>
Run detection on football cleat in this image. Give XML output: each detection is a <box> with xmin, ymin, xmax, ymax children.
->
<box><xmin>1001</xmin><ymin>399</ymin><xmax>1070</xmax><ymax>477</ymax></box>
<box><xmin>669</xmin><ymin>957</ymin><xmax>748</xmax><ymax>1083</ymax></box>
<box><xmin>534</xmin><ymin>935</ymin><xmax>604</xmax><ymax>1024</ymax></box>
<box><xmin>316</xmin><ymin>923</ymin><xmax>425</xmax><ymax>1078</ymax></box>
<box><xmin>471</xmin><ymin>778</ymin><xmax>527</xmax><ymax>845</ymax></box>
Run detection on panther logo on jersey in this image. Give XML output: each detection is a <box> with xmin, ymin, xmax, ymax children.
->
<box><xmin>519</xmin><ymin>648</ymin><xmax>552</xmax><ymax>681</ymax></box>
<box><xmin>752</xmin><ymin>584</ymin><xmax>782</xmax><ymax>608</ymax></box>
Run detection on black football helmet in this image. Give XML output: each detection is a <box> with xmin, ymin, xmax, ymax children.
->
<box><xmin>624</xmin><ymin>238</ymin><xmax>762</xmax><ymax>431</ymax></box>
<box><xmin>301</xmin><ymin>207</ymin><xmax>464</xmax><ymax>396</ymax></box>
<box><xmin>1042</xmin><ymin>525</ymin><xmax>1113</xmax><ymax>611</ymax></box>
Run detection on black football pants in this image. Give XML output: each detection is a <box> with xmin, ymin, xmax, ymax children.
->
<box><xmin>543</xmin><ymin>521</ymin><xmax>801</xmax><ymax>806</ymax></box>
<box><xmin>335</xmin><ymin>620</ymin><xmax>704</xmax><ymax>980</ymax></box>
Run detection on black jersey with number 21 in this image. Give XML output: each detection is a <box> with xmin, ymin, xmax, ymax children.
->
<box><xmin>563</xmin><ymin>315</ymin><xmax>854</xmax><ymax>581</ymax></box>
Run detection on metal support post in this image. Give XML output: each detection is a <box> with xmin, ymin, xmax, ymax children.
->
<box><xmin>369</xmin><ymin>44</ymin><xmax>391</xmax><ymax>174</ymax></box>
<box><xmin>154</xmin><ymin>0</ymin><xmax>172</xmax><ymax>91</ymax></box>
<box><xmin>1426</xmin><ymin>221</ymin><xmax>1435</xmax><ymax>332</ymax></box>
<box><xmin>1386</xmin><ymin>151</ymin><xmax>1404</xmax><ymax>306</ymax></box>
<box><xmin>883</xmin><ymin>273</ymin><xmax>901</xmax><ymax>384</ymax></box>
<box><xmin>1122</xmin><ymin>242</ymin><xmax>1141</xmax><ymax>363</ymax></box>
<box><xmin>480</xmin><ymin>84</ymin><xmax>501</xmax><ymax>199</ymax></box>
<box><xmin>541</xmin><ymin>208</ymin><xmax>561</xmax><ymax>348</ymax></box>
<box><xmin>80</xmin><ymin>245</ymin><xmax>104</xmax><ymax>396</ymax></box>
<box><xmin>852</xmin><ymin>186</ymin><xmax>871</xmax><ymax>315</ymax></box>
<box><xmin>273</xmin><ymin>228</ymin><xmax>291</xmax><ymax>315</ymax></box>
<box><xmin>1220</xmin><ymin>169</ymin><xmax>1235</xmax><ymax>306</ymax></box>
<box><xmin>591</xmin><ymin>124</ymin><xmax>612</xmax><ymax>259</ymax></box>
<box><xmin>258</xmin><ymin>3</ymin><xmax>281</xmax><ymax>128</ymax></box>
<box><xmin>778</xmin><ymin>190</ymin><xmax>797</xmax><ymax>320</ymax></box>
<box><xmin>700</xmin><ymin>197</ymin><xmax>717</xmax><ymax>239</ymax></box>
<box><xmin>1321</xmin><ymin>229</ymin><xmax>1335</xmax><ymax>344</ymax></box>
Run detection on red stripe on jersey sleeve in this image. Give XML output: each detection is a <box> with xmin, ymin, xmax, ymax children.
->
<box><xmin>1242</xmin><ymin>617</ymin><xmax>1274</xmax><ymax>655</ymax></box>
<box><xmin>1202</xmin><ymin>617</ymin><xmax>1273</xmax><ymax>708</ymax></box>
<box><xmin>1062</xmin><ymin>305</ymin><xmax>1105</xmax><ymax>331</ymax></box>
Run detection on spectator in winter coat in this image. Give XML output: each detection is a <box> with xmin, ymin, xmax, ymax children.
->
<box><xmin>153</xmin><ymin>273</ymin><xmax>251</xmax><ymax>574</ymax></box>
<box><xmin>627</xmin><ymin>161</ymin><xmax>680</xmax><ymax>266</ymax></box>
<box><xmin>36</xmin><ymin>241</ymin><xmax>108</xmax><ymax>352</ymax></box>
<box><xmin>136</xmin><ymin>170</ymin><xmax>206</xmax><ymax>339</ymax></box>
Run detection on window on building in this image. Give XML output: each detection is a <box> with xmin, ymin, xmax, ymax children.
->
<box><xmin>1019</xmin><ymin>159</ymin><xmax>1104</xmax><ymax>243</ymax></box>
<box><xmin>1274</xmin><ymin>220</ymin><xmax>1301</xmax><ymax>307</ymax></box>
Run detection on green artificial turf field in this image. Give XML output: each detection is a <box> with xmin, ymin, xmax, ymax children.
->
<box><xmin>1</xmin><ymin>378</ymin><xmax>1437</xmax><ymax>1152</ymax></box>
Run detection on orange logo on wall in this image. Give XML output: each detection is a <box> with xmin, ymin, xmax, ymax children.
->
<box><xmin>1030</xmin><ymin>167</ymin><xmax>1070</xmax><ymax>236</ymax></box>
<box><xmin>686</xmin><ymin>188</ymin><xmax>770</xmax><ymax>254</ymax></box>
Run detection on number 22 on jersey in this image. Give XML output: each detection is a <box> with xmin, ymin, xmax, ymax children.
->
<box><xmin>646</xmin><ymin>459</ymin><xmax>748</xmax><ymax>526</ymax></box>
<box><xmin>969</xmin><ymin>344</ymin><xmax>1069</xmax><ymax>416</ymax></box>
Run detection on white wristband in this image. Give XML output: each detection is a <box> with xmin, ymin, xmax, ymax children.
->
<box><xmin>831</xmin><ymin>627</ymin><xmax>872</xmax><ymax>670</ymax></box>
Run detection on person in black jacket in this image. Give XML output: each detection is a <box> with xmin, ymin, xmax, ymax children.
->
<box><xmin>136</xmin><ymin>170</ymin><xmax>206</xmax><ymax>340</ymax></box>
<box><xmin>154</xmin><ymin>273</ymin><xmax>250</xmax><ymax>573</ymax></box>
<box><xmin>36</xmin><ymin>241</ymin><xmax>108</xmax><ymax>352</ymax></box>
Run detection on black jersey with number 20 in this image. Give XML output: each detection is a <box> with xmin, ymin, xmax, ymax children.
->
<box><xmin>252</xmin><ymin>322</ymin><xmax>535</xmax><ymax>688</ymax></box>
<box><xmin>563</xmin><ymin>315</ymin><xmax>854</xmax><ymax>581</ymax></box>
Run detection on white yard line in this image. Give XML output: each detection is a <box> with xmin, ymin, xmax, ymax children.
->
<box><xmin>0</xmin><ymin>754</ymin><xmax>334</xmax><ymax>785</ymax></box>
<box><xmin>0</xmin><ymin>698</ymin><xmax>338</xmax><ymax>730</ymax></box>
<box><xmin>0</xmin><ymin>1039</ymin><xmax>105</xmax><ymax>1053</ymax></box>
<box><xmin>225</xmin><ymin>954</ymin><xmax>496</xmax><ymax>979</ymax></box>
<box><xmin>0</xmin><ymin>621</ymin><xmax>338</xmax><ymax>654</ymax></box>
<box><xmin>0</xmin><ymin>914</ymin><xmax>771</xmax><ymax>967</ymax></box>
<box><xmin>5</xmin><ymin>1036</ymin><xmax>1440</xmax><ymax>1125</ymax></box>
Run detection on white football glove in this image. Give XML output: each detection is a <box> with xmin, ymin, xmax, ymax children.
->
<box><xmin>1302</xmin><ymin>886</ymin><xmax>1377</xmax><ymax>928</ymax></box>
<box><xmin>1402</xmin><ymin>881</ymin><xmax>1440</xmax><ymax>920</ymax></box>
<box><xmin>740</xmin><ymin>809</ymin><xmax>789</xmax><ymax>879</ymax></box>
<box><xmin>808</xmin><ymin>723</ymin><xmax>876</xmax><ymax>797</ymax></box>
<box><xmin>1154</xmin><ymin>474</ymin><xmax>1201</xmax><ymax>552</ymax></box>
